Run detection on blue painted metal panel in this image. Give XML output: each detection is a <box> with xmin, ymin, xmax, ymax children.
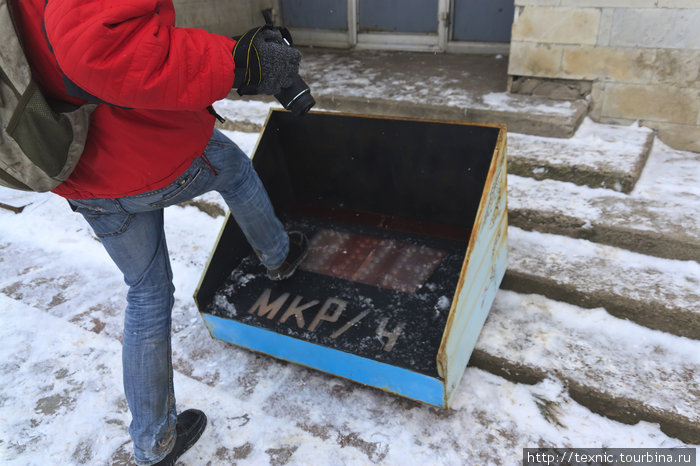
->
<box><xmin>438</xmin><ymin>132</ymin><xmax>508</xmax><ymax>405</ymax></box>
<box><xmin>445</xmin><ymin>218</ymin><xmax>507</xmax><ymax>406</ymax></box>
<box><xmin>442</xmin><ymin>164</ymin><xmax>507</xmax><ymax>362</ymax></box>
<box><xmin>202</xmin><ymin>313</ymin><xmax>446</xmax><ymax>407</ymax></box>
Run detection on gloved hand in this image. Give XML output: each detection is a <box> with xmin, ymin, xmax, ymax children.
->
<box><xmin>254</xmin><ymin>29</ymin><xmax>302</xmax><ymax>95</ymax></box>
<box><xmin>234</xmin><ymin>28</ymin><xmax>302</xmax><ymax>96</ymax></box>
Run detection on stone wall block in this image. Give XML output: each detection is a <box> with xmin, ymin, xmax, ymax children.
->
<box><xmin>509</xmin><ymin>42</ymin><xmax>563</xmax><ymax>78</ymax></box>
<box><xmin>602</xmin><ymin>83</ymin><xmax>700</xmax><ymax>125</ymax></box>
<box><xmin>657</xmin><ymin>0</ymin><xmax>700</xmax><ymax>8</ymax></box>
<box><xmin>610</xmin><ymin>8</ymin><xmax>700</xmax><ymax>49</ymax></box>
<box><xmin>651</xmin><ymin>49</ymin><xmax>700</xmax><ymax>89</ymax></box>
<box><xmin>588</xmin><ymin>82</ymin><xmax>607</xmax><ymax>121</ymax></box>
<box><xmin>596</xmin><ymin>8</ymin><xmax>614</xmax><ymax>47</ymax></box>
<box><xmin>514</xmin><ymin>0</ymin><xmax>560</xmax><ymax>6</ymax></box>
<box><xmin>512</xmin><ymin>7</ymin><xmax>601</xmax><ymax>45</ymax></box>
<box><xmin>560</xmin><ymin>0</ymin><xmax>656</xmax><ymax>7</ymax></box>
<box><xmin>562</xmin><ymin>46</ymin><xmax>655</xmax><ymax>82</ymax></box>
<box><xmin>645</xmin><ymin>121</ymin><xmax>700</xmax><ymax>153</ymax></box>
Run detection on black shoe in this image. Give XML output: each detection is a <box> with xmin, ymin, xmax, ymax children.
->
<box><xmin>154</xmin><ymin>409</ymin><xmax>207</xmax><ymax>466</ymax></box>
<box><xmin>266</xmin><ymin>231</ymin><xmax>309</xmax><ymax>281</ymax></box>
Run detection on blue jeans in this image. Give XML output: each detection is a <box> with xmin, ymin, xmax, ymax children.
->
<box><xmin>68</xmin><ymin>130</ymin><xmax>288</xmax><ymax>465</ymax></box>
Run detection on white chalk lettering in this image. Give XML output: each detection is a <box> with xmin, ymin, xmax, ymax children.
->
<box><xmin>247</xmin><ymin>288</ymin><xmax>289</xmax><ymax>320</ymax></box>
<box><xmin>308</xmin><ymin>298</ymin><xmax>348</xmax><ymax>332</ymax></box>
<box><xmin>246</xmin><ymin>289</ymin><xmax>404</xmax><ymax>352</ymax></box>
<box><xmin>279</xmin><ymin>295</ymin><xmax>320</xmax><ymax>328</ymax></box>
<box><xmin>376</xmin><ymin>318</ymin><xmax>406</xmax><ymax>352</ymax></box>
<box><xmin>330</xmin><ymin>310</ymin><xmax>370</xmax><ymax>339</ymax></box>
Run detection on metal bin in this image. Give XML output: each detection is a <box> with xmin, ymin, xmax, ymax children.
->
<box><xmin>195</xmin><ymin>110</ymin><xmax>507</xmax><ymax>407</ymax></box>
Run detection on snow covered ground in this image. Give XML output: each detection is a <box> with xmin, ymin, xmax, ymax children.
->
<box><xmin>1</xmin><ymin>99</ymin><xmax>698</xmax><ymax>465</ymax></box>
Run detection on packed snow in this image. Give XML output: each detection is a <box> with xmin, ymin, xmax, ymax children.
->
<box><xmin>1</xmin><ymin>98</ymin><xmax>698</xmax><ymax>465</ymax></box>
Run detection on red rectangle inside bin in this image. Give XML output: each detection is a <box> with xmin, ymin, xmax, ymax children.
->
<box><xmin>301</xmin><ymin>229</ymin><xmax>446</xmax><ymax>294</ymax></box>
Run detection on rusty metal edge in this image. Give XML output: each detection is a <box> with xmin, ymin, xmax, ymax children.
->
<box><xmin>435</xmin><ymin>124</ymin><xmax>508</xmax><ymax>405</ymax></box>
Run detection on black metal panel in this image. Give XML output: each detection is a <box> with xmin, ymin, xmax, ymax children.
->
<box><xmin>253</xmin><ymin>112</ymin><xmax>499</xmax><ymax>229</ymax></box>
<box><xmin>203</xmin><ymin>215</ymin><xmax>466</xmax><ymax>377</ymax></box>
<box><xmin>453</xmin><ymin>0</ymin><xmax>515</xmax><ymax>42</ymax></box>
<box><xmin>194</xmin><ymin>217</ymin><xmax>250</xmax><ymax>311</ymax></box>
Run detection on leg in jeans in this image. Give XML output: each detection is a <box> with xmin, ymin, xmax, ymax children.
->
<box><xmin>204</xmin><ymin>129</ymin><xmax>289</xmax><ymax>269</ymax></box>
<box><xmin>68</xmin><ymin>129</ymin><xmax>288</xmax><ymax>464</ymax></box>
<box><xmin>67</xmin><ymin>200</ymin><xmax>177</xmax><ymax>465</ymax></box>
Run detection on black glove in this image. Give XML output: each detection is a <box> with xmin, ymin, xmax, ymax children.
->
<box><xmin>255</xmin><ymin>29</ymin><xmax>302</xmax><ymax>95</ymax></box>
<box><xmin>233</xmin><ymin>27</ymin><xmax>301</xmax><ymax>96</ymax></box>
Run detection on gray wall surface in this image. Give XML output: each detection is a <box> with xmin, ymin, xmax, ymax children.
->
<box><xmin>173</xmin><ymin>0</ymin><xmax>275</xmax><ymax>36</ymax></box>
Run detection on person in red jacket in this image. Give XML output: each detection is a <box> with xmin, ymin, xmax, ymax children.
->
<box><xmin>12</xmin><ymin>1</ymin><xmax>308</xmax><ymax>464</ymax></box>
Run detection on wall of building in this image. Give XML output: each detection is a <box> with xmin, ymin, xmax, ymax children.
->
<box><xmin>508</xmin><ymin>0</ymin><xmax>700</xmax><ymax>152</ymax></box>
<box><xmin>172</xmin><ymin>0</ymin><xmax>275</xmax><ymax>36</ymax></box>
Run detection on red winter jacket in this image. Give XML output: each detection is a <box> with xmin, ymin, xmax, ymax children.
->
<box><xmin>12</xmin><ymin>0</ymin><xmax>237</xmax><ymax>199</ymax></box>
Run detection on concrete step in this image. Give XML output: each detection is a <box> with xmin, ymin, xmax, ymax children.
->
<box><xmin>213</xmin><ymin>99</ymin><xmax>650</xmax><ymax>198</ymax></box>
<box><xmin>297</xmin><ymin>48</ymin><xmax>589</xmax><ymax>139</ymax></box>
<box><xmin>508</xmin><ymin>119</ymin><xmax>654</xmax><ymax>193</ymax></box>
<box><xmin>471</xmin><ymin>290</ymin><xmax>700</xmax><ymax>444</ymax></box>
<box><xmin>508</xmin><ymin>175</ymin><xmax>699</xmax><ymax>262</ymax></box>
<box><xmin>312</xmin><ymin>93</ymin><xmax>589</xmax><ymax>140</ymax></box>
<box><xmin>503</xmin><ymin>227</ymin><xmax>700</xmax><ymax>340</ymax></box>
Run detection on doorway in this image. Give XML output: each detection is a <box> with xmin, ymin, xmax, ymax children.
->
<box><xmin>278</xmin><ymin>0</ymin><xmax>515</xmax><ymax>54</ymax></box>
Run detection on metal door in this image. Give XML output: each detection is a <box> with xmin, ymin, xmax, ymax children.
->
<box><xmin>452</xmin><ymin>0</ymin><xmax>515</xmax><ymax>42</ymax></box>
<box><xmin>358</xmin><ymin>0</ymin><xmax>438</xmax><ymax>34</ymax></box>
<box><xmin>280</xmin><ymin>0</ymin><xmax>348</xmax><ymax>31</ymax></box>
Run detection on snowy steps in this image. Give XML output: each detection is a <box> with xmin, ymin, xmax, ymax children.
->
<box><xmin>0</xmin><ymin>199</ymin><xmax>700</xmax><ymax>442</ymax></box>
<box><xmin>502</xmin><ymin>227</ymin><xmax>700</xmax><ymax>340</ymax></box>
<box><xmin>209</xmin><ymin>102</ymin><xmax>699</xmax><ymax>442</ymax></box>
<box><xmin>508</xmin><ymin>175</ymin><xmax>699</xmax><ymax>262</ymax></box>
<box><xmin>296</xmin><ymin>48</ymin><xmax>589</xmax><ymax>139</ymax></box>
<box><xmin>507</xmin><ymin>119</ymin><xmax>655</xmax><ymax>194</ymax></box>
<box><xmin>219</xmin><ymin>97</ymin><xmax>641</xmax><ymax>195</ymax></box>
<box><xmin>2</xmin><ymin>216</ymin><xmax>699</xmax><ymax>444</ymax></box>
<box><xmin>4</xmin><ymin>101</ymin><xmax>696</xmax><ymax>446</ymax></box>
<box><xmin>312</xmin><ymin>92</ymin><xmax>588</xmax><ymax>140</ymax></box>
<box><xmin>3</xmin><ymin>295</ymin><xmax>688</xmax><ymax>464</ymax></box>
<box><xmin>470</xmin><ymin>290</ymin><xmax>700</xmax><ymax>444</ymax></box>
